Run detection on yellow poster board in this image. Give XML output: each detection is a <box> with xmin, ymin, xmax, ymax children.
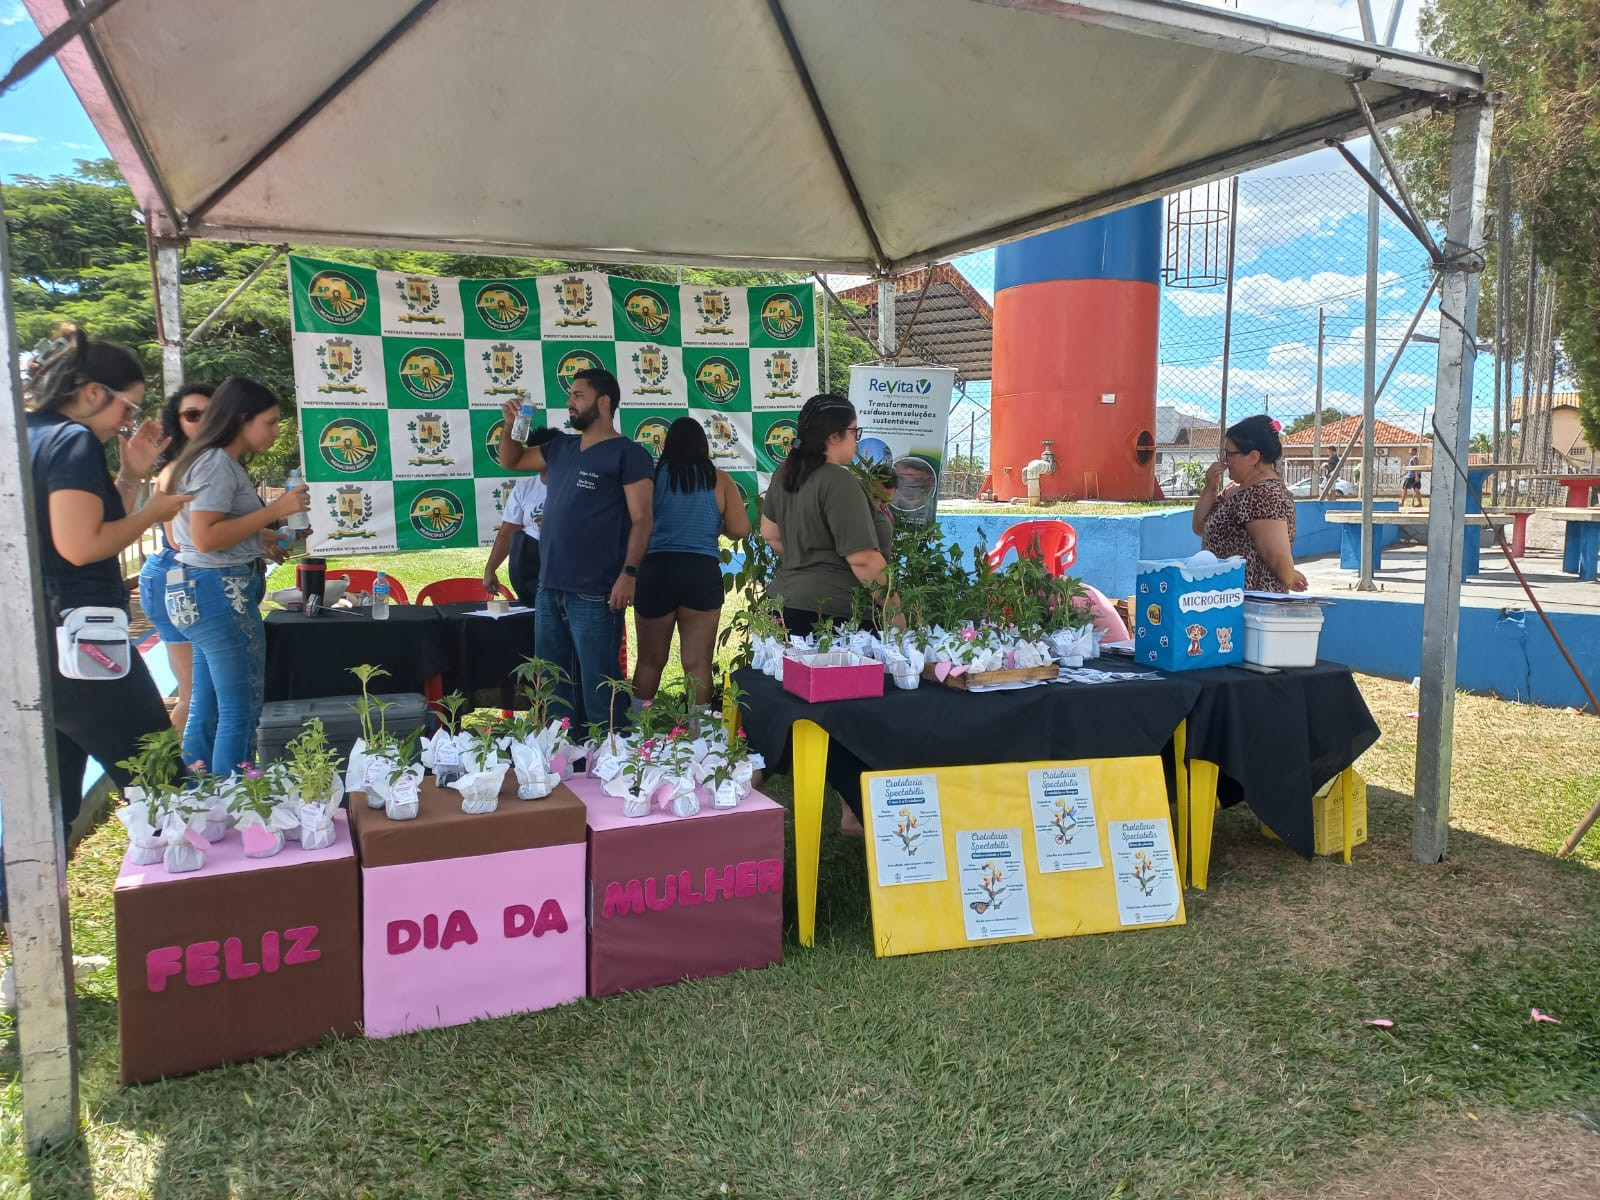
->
<box><xmin>861</xmin><ymin>757</ymin><xmax>1185</xmax><ymax>958</ymax></box>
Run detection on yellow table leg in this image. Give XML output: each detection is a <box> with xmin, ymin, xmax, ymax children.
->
<box><xmin>722</xmin><ymin>670</ymin><xmax>739</xmax><ymax>740</ymax></box>
<box><xmin>1174</xmin><ymin>719</ymin><xmax>1189</xmax><ymax>884</ymax></box>
<box><xmin>1340</xmin><ymin>766</ymin><xmax>1355</xmax><ymax>865</ymax></box>
<box><xmin>791</xmin><ymin>719</ymin><xmax>830</xmax><ymax>948</ymax></box>
<box><xmin>1188</xmin><ymin>759</ymin><xmax>1220</xmax><ymax>890</ymax></box>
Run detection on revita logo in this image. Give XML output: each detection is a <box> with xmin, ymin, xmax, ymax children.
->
<box><xmin>866</xmin><ymin>377</ymin><xmax>933</xmax><ymax>395</ymax></box>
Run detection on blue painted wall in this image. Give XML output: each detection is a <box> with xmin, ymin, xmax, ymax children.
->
<box><xmin>1319</xmin><ymin>597</ymin><xmax>1600</xmax><ymax>709</ymax></box>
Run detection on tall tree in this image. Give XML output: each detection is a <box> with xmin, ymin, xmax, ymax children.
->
<box><xmin>1394</xmin><ymin>0</ymin><xmax>1600</xmax><ymax>446</ymax></box>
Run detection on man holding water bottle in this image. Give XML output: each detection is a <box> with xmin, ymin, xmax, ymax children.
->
<box><xmin>498</xmin><ymin>370</ymin><xmax>653</xmax><ymax>726</ymax></box>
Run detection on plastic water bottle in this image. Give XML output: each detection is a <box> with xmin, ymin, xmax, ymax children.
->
<box><xmin>284</xmin><ymin>468</ymin><xmax>310</xmax><ymax>534</ymax></box>
<box><xmin>510</xmin><ymin>399</ymin><xmax>535</xmax><ymax>444</ymax></box>
<box><xmin>373</xmin><ymin>570</ymin><xmax>390</xmax><ymax>620</ymax></box>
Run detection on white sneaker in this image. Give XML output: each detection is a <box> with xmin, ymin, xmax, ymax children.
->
<box><xmin>0</xmin><ymin>955</ymin><xmax>110</xmax><ymax>1014</ymax></box>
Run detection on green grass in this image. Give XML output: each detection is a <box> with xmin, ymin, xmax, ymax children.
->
<box><xmin>4</xmin><ymin>630</ymin><xmax>1600</xmax><ymax>1196</ymax></box>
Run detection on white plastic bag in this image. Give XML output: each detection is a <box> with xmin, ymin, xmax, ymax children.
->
<box><xmin>510</xmin><ymin>742</ymin><xmax>560</xmax><ymax>800</ymax></box>
<box><xmin>384</xmin><ymin>766</ymin><xmax>424</xmax><ymax>821</ymax></box>
<box><xmin>160</xmin><ymin>810</ymin><xmax>207</xmax><ymax>873</ymax></box>
<box><xmin>451</xmin><ymin>760</ymin><xmax>507</xmax><ymax>814</ymax></box>
<box><xmin>117</xmin><ymin>793</ymin><xmax>165</xmax><ymax>865</ymax></box>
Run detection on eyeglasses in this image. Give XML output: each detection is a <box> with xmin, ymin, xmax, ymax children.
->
<box><xmin>180</xmin><ymin>409</ymin><xmax>207</xmax><ymax>423</ymax></box>
<box><xmin>1223</xmin><ymin>448</ymin><xmax>1251</xmax><ymax>458</ymax></box>
<box><xmin>844</xmin><ymin>426</ymin><xmax>863</xmax><ymax>439</ymax></box>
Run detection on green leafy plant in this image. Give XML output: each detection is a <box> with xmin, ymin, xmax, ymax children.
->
<box><xmin>116</xmin><ymin>728</ymin><xmax>184</xmax><ymax>806</ymax></box>
<box><xmin>512</xmin><ymin>657</ymin><xmax>570</xmax><ymax>732</ymax></box>
<box><xmin>435</xmin><ymin>691</ymin><xmax>468</xmax><ymax>737</ymax></box>
<box><xmin>286</xmin><ymin>719</ymin><xmax>343</xmax><ymax>803</ymax></box>
<box><xmin>347</xmin><ymin>664</ymin><xmax>391</xmax><ymax>748</ymax></box>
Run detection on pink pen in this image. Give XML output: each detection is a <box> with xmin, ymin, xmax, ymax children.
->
<box><xmin>81</xmin><ymin>643</ymin><xmax>125</xmax><ymax>675</ymax></box>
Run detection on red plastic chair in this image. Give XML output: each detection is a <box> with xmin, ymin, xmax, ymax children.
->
<box><xmin>987</xmin><ymin>520</ymin><xmax>1078</xmax><ymax>576</ymax></box>
<box><xmin>417</xmin><ymin>577</ymin><xmax>498</xmax><ymax>605</ymax></box>
<box><xmin>334</xmin><ymin>569</ymin><xmax>409</xmax><ymax>604</ymax></box>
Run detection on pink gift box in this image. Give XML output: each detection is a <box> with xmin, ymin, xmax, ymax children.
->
<box><xmin>781</xmin><ymin>650</ymin><xmax>884</xmax><ymax>703</ymax></box>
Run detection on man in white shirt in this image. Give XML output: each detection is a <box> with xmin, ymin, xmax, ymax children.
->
<box><xmin>484</xmin><ymin>471</ymin><xmax>546</xmax><ymax>605</ymax></box>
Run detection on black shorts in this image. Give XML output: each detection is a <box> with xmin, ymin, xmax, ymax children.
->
<box><xmin>1403</xmin><ymin>473</ymin><xmax>1421</xmax><ymax>489</ymax></box>
<box><xmin>635</xmin><ymin>552</ymin><xmax>724</xmax><ymax>618</ymax></box>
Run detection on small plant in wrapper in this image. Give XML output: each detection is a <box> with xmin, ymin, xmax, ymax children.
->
<box><xmin>286</xmin><ymin>719</ymin><xmax>342</xmax><ymax>804</ymax></box>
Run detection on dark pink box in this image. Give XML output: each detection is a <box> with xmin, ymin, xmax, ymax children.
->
<box><xmin>781</xmin><ymin>651</ymin><xmax>885</xmax><ymax>703</ymax></box>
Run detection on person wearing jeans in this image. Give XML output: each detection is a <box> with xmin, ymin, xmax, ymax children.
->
<box><xmin>497</xmin><ymin>368</ymin><xmax>653</xmax><ymax>727</ymax></box>
<box><xmin>170</xmin><ymin>377</ymin><xmax>305</xmax><ymax>773</ymax></box>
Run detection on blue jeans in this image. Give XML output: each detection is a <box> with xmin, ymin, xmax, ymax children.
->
<box><xmin>138</xmin><ymin>546</ymin><xmax>190</xmax><ymax>645</ymax></box>
<box><xmin>535</xmin><ymin>588</ymin><xmax>624</xmax><ymax>729</ymax></box>
<box><xmin>182</xmin><ymin>566</ymin><xmax>266</xmax><ymax>775</ymax></box>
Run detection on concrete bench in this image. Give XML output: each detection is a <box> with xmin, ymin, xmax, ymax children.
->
<box><xmin>1325</xmin><ymin>510</ymin><xmax>1515</xmax><ymax>580</ymax></box>
<box><xmin>1550</xmin><ymin>508</ymin><xmax>1600</xmax><ymax>581</ymax></box>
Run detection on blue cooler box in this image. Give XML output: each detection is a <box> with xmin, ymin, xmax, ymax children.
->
<box><xmin>1134</xmin><ymin>556</ymin><xmax>1246</xmax><ymax>671</ymax></box>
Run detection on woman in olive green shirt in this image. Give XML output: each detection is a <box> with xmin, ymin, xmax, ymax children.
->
<box><xmin>760</xmin><ymin>394</ymin><xmax>889</xmax><ymax>637</ymax></box>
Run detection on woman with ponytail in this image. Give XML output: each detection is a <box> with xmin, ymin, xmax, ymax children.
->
<box><xmin>170</xmin><ymin>376</ymin><xmax>309</xmax><ymax>774</ymax></box>
<box><xmin>21</xmin><ymin>327</ymin><xmax>192</xmax><ymax>842</ymax></box>
<box><xmin>1193</xmin><ymin>413</ymin><xmax>1307</xmax><ymax>592</ymax></box>
<box><xmin>137</xmin><ymin>382</ymin><xmax>215</xmax><ymax>733</ymax></box>
<box><xmin>760</xmin><ymin>393</ymin><xmax>890</xmax><ymax>636</ymax></box>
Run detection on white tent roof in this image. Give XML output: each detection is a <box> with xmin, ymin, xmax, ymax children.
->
<box><xmin>28</xmin><ymin>0</ymin><xmax>1482</xmax><ymax>272</ymax></box>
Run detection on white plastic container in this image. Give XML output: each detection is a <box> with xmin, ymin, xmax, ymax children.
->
<box><xmin>1243</xmin><ymin>601</ymin><xmax>1324</xmax><ymax>667</ymax></box>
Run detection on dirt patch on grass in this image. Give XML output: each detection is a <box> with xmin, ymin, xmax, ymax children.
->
<box><xmin>1220</xmin><ymin>1110</ymin><xmax>1600</xmax><ymax>1199</ymax></box>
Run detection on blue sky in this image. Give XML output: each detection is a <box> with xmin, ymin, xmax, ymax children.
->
<box><xmin>0</xmin><ymin>0</ymin><xmax>1516</xmax><ymax>449</ymax></box>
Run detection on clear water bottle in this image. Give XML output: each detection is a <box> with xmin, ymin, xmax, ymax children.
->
<box><xmin>283</xmin><ymin>468</ymin><xmax>310</xmax><ymax>534</ymax></box>
<box><xmin>510</xmin><ymin>399</ymin><xmax>535</xmax><ymax>444</ymax></box>
<box><xmin>372</xmin><ymin>570</ymin><xmax>390</xmax><ymax>620</ymax></box>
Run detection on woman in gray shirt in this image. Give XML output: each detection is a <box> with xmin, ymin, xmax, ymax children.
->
<box><xmin>169</xmin><ymin>377</ymin><xmax>309</xmax><ymax>774</ymax></box>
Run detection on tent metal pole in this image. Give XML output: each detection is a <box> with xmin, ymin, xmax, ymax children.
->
<box><xmin>1414</xmin><ymin>97</ymin><xmax>1494</xmax><ymax>864</ymax></box>
<box><xmin>877</xmin><ymin>278</ymin><xmax>897</xmax><ymax>363</ymax></box>
<box><xmin>155</xmin><ymin>239</ymin><xmax>183</xmax><ymax>396</ymax></box>
<box><xmin>1217</xmin><ymin>175</ymin><xmax>1239</xmax><ymax>457</ymax></box>
<box><xmin>186</xmin><ymin>0</ymin><xmax>441</xmax><ymax>225</ymax></box>
<box><xmin>0</xmin><ymin>0</ymin><xmax>125</xmax><ymax>94</ymax></box>
<box><xmin>0</xmin><ymin>175</ymin><xmax>81</xmax><ymax>1157</ymax></box>
<box><xmin>186</xmin><ymin>245</ymin><xmax>286</xmax><ymax>347</ymax></box>
<box><xmin>1312</xmin><ymin>308</ymin><xmax>1324</xmax><ymax>480</ymax></box>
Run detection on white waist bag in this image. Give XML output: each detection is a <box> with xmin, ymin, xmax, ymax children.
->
<box><xmin>56</xmin><ymin>606</ymin><xmax>132</xmax><ymax>681</ymax></box>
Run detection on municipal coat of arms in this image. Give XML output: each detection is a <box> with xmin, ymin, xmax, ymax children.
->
<box><xmin>395</xmin><ymin>275</ymin><xmax>444</xmax><ymax>324</ymax></box>
<box><xmin>326</xmin><ymin>484</ymin><xmax>377</xmax><ymax>540</ymax></box>
<box><xmin>553</xmin><ymin>275</ymin><xmax>597</xmax><ymax>328</ymax></box>
<box><xmin>481</xmin><ymin>343</ymin><xmax>526</xmax><ymax>397</ymax></box>
<box><xmin>762</xmin><ymin>350</ymin><xmax>801</xmax><ymax>400</ymax></box>
<box><xmin>315</xmin><ymin>337</ymin><xmax>368</xmax><ymax>394</ymax></box>
<box><xmin>693</xmin><ymin>288</ymin><xmax>734</xmax><ymax>336</ymax></box>
<box><xmin>406</xmin><ymin>411</ymin><xmax>455</xmax><ymax>466</ymax></box>
<box><xmin>630</xmin><ymin>344</ymin><xmax>673</xmax><ymax>396</ymax></box>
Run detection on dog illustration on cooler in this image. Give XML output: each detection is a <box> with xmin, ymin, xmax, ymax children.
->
<box><xmin>1185</xmin><ymin>623</ymin><xmax>1207</xmax><ymax>657</ymax></box>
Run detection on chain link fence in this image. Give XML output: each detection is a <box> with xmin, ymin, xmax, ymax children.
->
<box><xmin>818</xmin><ymin>160</ymin><xmax>1580</xmax><ymax>505</ymax></box>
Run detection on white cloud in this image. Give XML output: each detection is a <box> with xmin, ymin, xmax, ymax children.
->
<box><xmin>0</xmin><ymin>132</ymin><xmax>38</xmax><ymax>145</ymax></box>
<box><xmin>0</xmin><ymin>2</ymin><xmax>27</xmax><ymax>27</ymax></box>
<box><xmin>1165</xmin><ymin>268</ymin><xmax>1402</xmax><ymax>320</ymax></box>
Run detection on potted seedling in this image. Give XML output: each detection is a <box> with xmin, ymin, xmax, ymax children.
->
<box><xmin>452</xmin><ymin>720</ymin><xmax>507</xmax><ymax>813</ymax></box>
<box><xmin>382</xmin><ymin>727</ymin><xmax>425</xmax><ymax>821</ymax></box>
<box><xmin>286</xmin><ymin>718</ymin><xmax>344</xmax><ymax>849</ymax></box>
<box><xmin>512</xmin><ymin>657</ymin><xmax>575</xmax><ymax>777</ymax></box>
<box><xmin>345</xmin><ymin>663</ymin><xmax>391</xmax><ymax>801</ymax></box>
<box><xmin>229</xmin><ymin>764</ymin><xmax>297</xmax><ymax>859</ymax></box>
<box><xmin>115</xmin><ymin>728</ymin><xmax>185</xmax><ymax>865</ymax></box>
<box><xmin>425</xmin><ymin>691</ymin><xmax>470</xmax><ymax>785</ymax></box>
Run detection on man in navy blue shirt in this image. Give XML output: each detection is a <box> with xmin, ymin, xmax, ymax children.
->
<box><xmin>500</xmin><ymin>369</ymin><xmax>653</xmax><ymax>725</ymax></box>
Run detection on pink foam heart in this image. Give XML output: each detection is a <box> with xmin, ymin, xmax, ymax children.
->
<box><xmin>551</xmin><ymin>753</ymin><xmax>569</xmax><ymax>777</ymax></box>
<box><xmin>1004</xmin><ymin>649</ymin><xmax>1017</xmax><ymax>670</ymax></box>
<box><xmin>1363</xmin><ymin>1019</ymin><xmax>1394</xmax><ymax>1028</ymax></box>
<box><xmin>1531</xmin><ymin>1008</ymin><xmax>1562</xmax><ymax>1024</ymax></box>
<box><xmin>949</xmin><ymin>664</ymin><xmax>969</xmax><ymax>677</ymax></box>
<box><xmin>934</xmin><ymin>661</ymin><xmax>951</xmax><ymax>682</ymax></box>
<box><xmin>242</xmin><ymin>824</ymin><xmax>277</xmax><ymax>854</ymax></box>
<box><xmin>183</xmin><ymin>828</ymin><xmax>209</xmax><ymax>853</ymax></box>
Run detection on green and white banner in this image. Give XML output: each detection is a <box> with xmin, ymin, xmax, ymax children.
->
<box><xmin>289</xmin><ymin>255</ymin><xmax>817</xmax><ymax>553</ymax></box>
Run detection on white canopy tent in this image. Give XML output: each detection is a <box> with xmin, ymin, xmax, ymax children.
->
<box><xmin>2</xmin><ymin>0</ymin><xmax>1490</xmax><ymax>1155</ymax></box>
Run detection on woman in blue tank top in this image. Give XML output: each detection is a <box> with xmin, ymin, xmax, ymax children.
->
<box><xmin>632</xmin><ymin>418</ymin><xmax>751</xmax><ymax>705</ymax></box>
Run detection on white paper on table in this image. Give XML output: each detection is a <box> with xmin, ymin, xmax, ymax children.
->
<box><xmin>956</xmin><ymin>828</ymin><xmax>1033</xmax><ymax>941</ymax></box>
<box><xmin>964</xmin><ymin>679</ymin><xmax>1050</xmax><ymax>693</ymax></box>
<box><xmin>1108</xmin><ymin>819</ymin><xmax>1181</xmax><ymax>925</ymax></box>
<box><xmin>465</xmin><ymin>606</ymin><xmax>533</xmax><ymax>620</ymax></box>
<box><xmin>1027</xmin><ymin>767</ymin><xmax>1103</xmax><ymax>873</ymax></box>
<box><xmin>866</xmin><ymin>773</ymin><xmax>947</xmax><ymax>887</ymax></box>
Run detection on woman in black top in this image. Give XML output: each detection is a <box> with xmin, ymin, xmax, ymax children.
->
<box><xmin>23</xmin><ymin>328</ymin><xmax>191</xmax><ymax>838</ymax></box>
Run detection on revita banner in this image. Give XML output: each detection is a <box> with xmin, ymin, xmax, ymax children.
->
<box><xmin>288</xmin><ymin>255</ymin><xmax>818</xmax><ymax>553</ymax></box>
<box><xmin>847</xmin><ymin>364</ymin><xmax>954</xmax><ymax>527</ymax></box>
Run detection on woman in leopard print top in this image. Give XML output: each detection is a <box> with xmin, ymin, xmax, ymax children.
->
<box><xmin>1191</xmin><ymin>414</ymin><xmax>1307</xmax><ymax>593</ymax></box>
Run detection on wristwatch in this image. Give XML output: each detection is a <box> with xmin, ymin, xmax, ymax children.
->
<box><xmin>622</xmin><ymin>564</ymin><xmax>638</xmax><ymax>578</ymax></box>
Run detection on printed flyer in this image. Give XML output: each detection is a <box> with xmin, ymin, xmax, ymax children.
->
<box><xmin>1108</xmin><ymin>819</ymin><xmax>1181</xmax><ymax>926</ymax></box>
<box><xmin>847</xmin><ymin>364</ymin><xmax>954</xmax><ymax>527</ymax></box>
<box><xmin>956</xmin><ymin>828</ymin><xmax>1034</xmax><ymax>941</ymax></box>
<box><xmin>867</xmin><ymin>774</ymin><xmax>948</xmax><ymax>887</ymax></box>
<box><xmin>1027</xmin><ymin>766</ymin><xmax>1104</xmax><ymax>873</ymax></box>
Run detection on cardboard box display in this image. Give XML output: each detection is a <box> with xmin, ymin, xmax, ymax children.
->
<box><xmin>570</xmin><ymin>775</ymin><xmax>784</xmax><ymax>999</ymax></box>
<box><xmin>349</xmin><ymin>778</ymin><xmax>587</xmax><ymax>1038</ymax></box>
<box><xmin>114</xmin><ymin>812</ymin><xmax>360</xmax><ymax>1085</ymax></box>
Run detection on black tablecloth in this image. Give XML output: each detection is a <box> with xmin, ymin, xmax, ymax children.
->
<box><xmin>264</xmin><ymin>606</ymin><xmax>450</xmax><ymax>700</ymax></box>
<box><xmin>435</xmin><ymin>601</ymin><xmax>538</xmax><ymax>710</ymax></box>
<box><xmin>734</xmin><ymin>658</ymin><xmax>1379</xmax><ymax>860</ymax></box>
<box><xmin>1169</xmin><ymin>660</ymin><xmax>1380</xmax><ymax>860</ymax></box>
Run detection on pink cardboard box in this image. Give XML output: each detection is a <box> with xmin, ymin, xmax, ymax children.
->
<box><xmin>569</xmin><ymin>775</ymin><xmax>784</xmax><ymax>999</ymax></box>
<box><xmin>359</xmin><ymin>842</ymin><xmax>586</xmax><ymax>1037</ymax></box>
<box><xmin>781</xmin><ymin>650</ymin><xmax>884</xmax><ymax>703</ymax></box>
<box><xmin>114</xmin><ymin>812</ymin><xmax>360</xmax><ymax>1084</ymax></box>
